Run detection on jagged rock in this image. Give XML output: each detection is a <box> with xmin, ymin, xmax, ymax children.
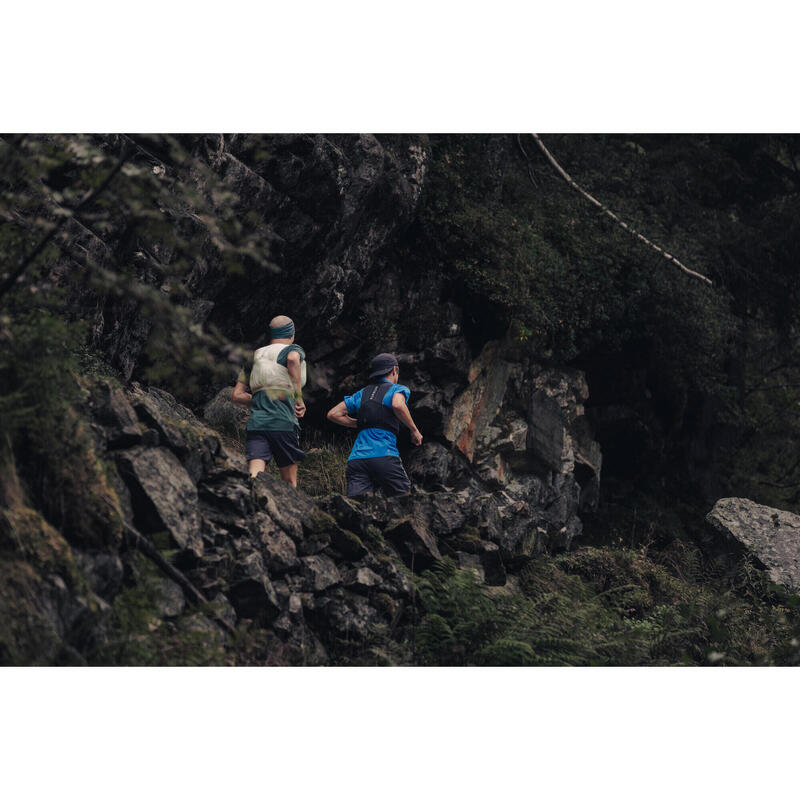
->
<box><xmin>202</xmin><ymin>519</ymin><xmax>230</xmax><ymax>548</ymax></box>
<box><xmin>297</xmin><ymin>532</ymin><xmax>330</xmax><ymax>557</ymax></box>
<box><xmin>115</xmin><ymin>447</ymin><xmax>203</xmax><ymax>559</ymax></box>
<box><xmin>129</xmin><ymin>385</ymin><xmax>222</xmax><ymax>482</ymax></box>
<box><xmin>316</xmin><ymin>593</ymin><xmax>384</xmax><ymax>641</ymax></box>
<box><xmin>272</xmin><ymin>612</ymin><xmax>295</xmax><ymax>640</ymax></box>
<box><xmin>258</xmin><ymin>519</ymin><xmax>300</xmax><ymax>574</ymax></box>
<box><xmin>445</xmin><ymin>341</ymin><xmax>514</xmax><ymax>462</ymax></box>
<box><xmin>199</xmin><ymin>475</ymin><xmax>252</xmax><ymax>516</ymax></box>
<box><xmin>288</xmin><ymin>593</ymin><xmax>303</xmax><ymax>616</ymax></box>
<box><xmin>706</xmin><ymin>498</ymin><xmax>800</xmax><ymax>590</ymax></box>
<box><xmin>251</xmin><ymin>473</ymin><xmax>315</xmax><ymax>542</ymax></box>
<box><xmin>328</xmin><ymin>526</ymin><xmax>368</xmax><ymax>560</ymax></box>
<box><xmin>89</xmin><ymin>380</ymin><xmax>142</xmax><ymax>448</ymax></box>
<box><xmin>322</xmin><ymin>494</ymin><xmax>368</xmax><ymax>535</ymax></box>
<box><xmin>384</xmin><ymin>516</ymin><xmax>442</xmax><ymax>571</ymax></box>
<box><xmin>229</xmin><ymin>552</ymin><xmax>280</xmax><ymax>621</ymax></box>
<box><xmin>528</xmin><ymin>389</ymin><xmax>569</xmax><ymax>473</ymax></box>
<box><xmin>342</xmin><ymin>567</ymin><xmax>382</xmax><ymax>593</ymax></box>
<box><xmin>215</xmin><ymin>443</ymin><xmax>248</xmax><ymax>477</ymax></box>
<box><xmin>203</xmin><ymin>387</ymin><xmax>248</xmax><ymax>436</ymax></box>
<box><xmin>407</xmin><ymin>442</ymin><xmax>457</xmax><ymax>489</ymax></box>
<box><xmin>363</xmin><ymin>554</ymin><xmax>412</xmax><ymax>598</ymax></box>
<box><xmin>301</xmin><ymin>555</ymin><xmax>341</xmax><ymax>593</ymax></box>
<box><xmin>188</xmin><ymin>550</ymin><xmax>230</xmax><ymax>597</ymax></box>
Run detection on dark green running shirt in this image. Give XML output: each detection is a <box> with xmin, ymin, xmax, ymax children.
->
<box><xmin>237</xmin><ymin>344</ymin><xmax>306</xmax><ymax>431</ymax></box>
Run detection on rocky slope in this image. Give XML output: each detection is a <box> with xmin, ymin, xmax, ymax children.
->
<box><xmin>1</xmin><ymin>341</ymin><xmax>602</xmax><ymax>665</ymax></box>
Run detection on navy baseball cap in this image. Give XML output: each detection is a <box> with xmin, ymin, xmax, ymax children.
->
<box><xmin>369</xmin><ymin>353</ymin><xmax>399</xmax><ymax>378</ymax></box>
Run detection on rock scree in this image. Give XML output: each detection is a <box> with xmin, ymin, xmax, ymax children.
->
<box><xmin>2</xmin><ymin>368</ymin><xmax>605</xmax><ymax>664</ymax></box>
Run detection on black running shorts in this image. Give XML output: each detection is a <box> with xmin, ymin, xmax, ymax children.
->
<box><xmin>345</xmin><ymin>456</ymin><xmax>411</xmax><ymax>497</ymax></box>
<box><xmin>245</xmin><ymin>429</ymin><xmax>305</xmax><ymax>468</ymax></box>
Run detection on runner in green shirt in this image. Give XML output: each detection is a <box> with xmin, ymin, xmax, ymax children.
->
<box><xmin>232</xmin><ymin>315</ymin><xmax>306</xmax><ymax>486</ymax></box>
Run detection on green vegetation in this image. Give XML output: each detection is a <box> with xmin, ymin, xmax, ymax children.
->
<box><xmin>411</xmin><ymin>549</ymin><xmax>800</xmax><ymax>666</ymax></box>
<box><xmin>90</xmin><ymin>552</ymin><xmax>227</xmax><ymax>666</ymax></box>
<box><xmin>297</xmin><ymin>436</ymin><xmax>350</xmax><ymax>497</ymax></box>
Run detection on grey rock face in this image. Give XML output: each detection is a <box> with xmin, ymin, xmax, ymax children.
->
<box><xmin>115</xmin><ymin>447</ymin><xmax>203</xmax><ymax>559</ymax></box>
<box><xmin>706</xmin><ymin>498</ymin><xmax>800</xmax><ymax>590</ymax></box>
<box><xmin>342</xmin><ymin>567</ymin><xmax>382</xmax><ymax>593</ymax></box>
<box><xmin>89</xmin><ymin>380</ymin><xmax>142</xmax><ymax>448</ymax></box>
<box><xmin>129</xmin><ymin>384</ymin><xmax>224</xmax><ymax>482</ymax></box>
<box><xmin>258</xmin><ymin>521</ymin><xmax>300</xmax><ymax>574</ymax></box>
<box><xmin>203</xmin><ymin>387</ymin><xmax>248</xmax><ymax>437</ymax></box>
<box><xmin>229</xmin><ymin>551</ymin><xmax>280</xmax><ymax>621</ymax></box>
<box><xmin>384</xmin><ymin>516</ymin><xmax>443</xmax><ymax>571</ymax></box>
<box><xmin>301</xmin><ymin>555</ymin><xmax>342</xmax><ymax>593</ymax></box>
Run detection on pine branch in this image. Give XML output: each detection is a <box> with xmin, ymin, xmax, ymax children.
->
<box><xmin>0</xmin><ymin>139</ymin><xmax>132</xmax><ymax>303</ymax></box>
<box><xmin>531</xmin><ymin>134</ymin><xmax>713</xmax><ymax>286</ymax></box>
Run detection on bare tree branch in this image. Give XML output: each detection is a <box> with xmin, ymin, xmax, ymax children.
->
<box><xmin>531</xmin><ymin>134</ymin><xmax>713</xmax><ymax>286</ymax></box>
<box><xmin>120</xmin><ymin>518</ymin><xmax>235</xmax><ymax>636</ymax></box>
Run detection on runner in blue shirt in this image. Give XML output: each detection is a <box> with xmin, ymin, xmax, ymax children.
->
<box><xmin>327</xmin><ymin>353</ymin><xmax>423</xmax><ymax>497</ymax></box>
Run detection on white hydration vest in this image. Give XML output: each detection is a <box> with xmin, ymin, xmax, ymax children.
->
<box><xmin>249</xmin><ymin>343</ymin><xmax>307</xmax><ymax>397</ymax></box>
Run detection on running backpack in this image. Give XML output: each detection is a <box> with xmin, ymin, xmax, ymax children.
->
<box><xmin>357</xmin><ymin>382</ymin><xmax>400</xmax><ymax>435</ymax></box>
<box><xmin>249</xmin><ymin>343</ymin><xmax>307</xmax><ymax>398</ymax></box>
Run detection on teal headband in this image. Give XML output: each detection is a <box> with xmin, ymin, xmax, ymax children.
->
<box><xmin>270</xmin><ymin>321</ymin><xmax>295</xmax><ymax>339</ymax></box>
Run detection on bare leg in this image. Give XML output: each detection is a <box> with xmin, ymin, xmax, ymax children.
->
<box><xmin>278</xmin><ymin>463</ymin><xmax>298</xmax><ymax>487</ymax></box>
<box><xmin>249</xmin><ymin>458</ymin><xmax>267</xmax><ymax>479</ymax></box>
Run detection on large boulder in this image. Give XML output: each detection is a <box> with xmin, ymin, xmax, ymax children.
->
<box><xmin>115</xmin><ymin>447</ymin><xmax>203</xmax><ymax>559</ymax></box>
<box><xmin>129</xmin><ymin>384</ymin><xmax>225</xmax><ymax>482</ymax></box>
<box><xmin>203</xmin><ymin>387</ymin><xmax>248</xmax><ymax>438</ymax></box>
<box><xmin>706</xmin><ymin>498</ymin><xmax>800</xmax><ymax>590</ymax></box>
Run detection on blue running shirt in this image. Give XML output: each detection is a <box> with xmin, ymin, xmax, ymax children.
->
<box><xmin>344</xmin><ymin>380</ymin><xmax>411</xmax><ymax>460</ymax></box>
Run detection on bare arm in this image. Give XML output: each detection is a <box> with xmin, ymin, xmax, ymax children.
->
<box><xmin>286</xmin><ymin>351</ymin><xmax>306</xmax><ymax>418</ymax></box>
<box><xmin>392</xmin><ymin>392</ymin><xmax>423</xmax><ymax>446</ymax></box>
<box><xmin>327</xmin><ymin>401</ymin><xmax>357</xmax><ymax>429</ymax></box>
<box><xmin>232</xmin><ymin>381</ymin><xmax>252</xmax><ymax>407</ymax></box>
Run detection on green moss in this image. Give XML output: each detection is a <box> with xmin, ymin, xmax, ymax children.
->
<box><xmin>329</xmin><ymin>527</ymin><xmax>368</xmax><ymax>560</ymax></box>
<box><xmin>0</xmin><ymin>561</ymin><xmax>65</xmax><ymax>665</ymax></box>
<box><xmin>362</xmin><ymin>524</ymin><xmax>386</xmax><ymax>550</ymax></box>
<box><xmin>0</xmin><ymin>505</ymin><xmax>92</xmax><ymax>597</ymax></box>
<box><xmin>89</xmin><ymin>553</ymin><xmax>226</xmax><ymax>666</ymax></box>
<box><xmin>304</xmin><ymin>508</ymin><xmax>337</xmax><ymax>535</ymax></box>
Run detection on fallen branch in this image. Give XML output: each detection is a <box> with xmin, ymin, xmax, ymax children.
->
<box><xmin>531</xmin><ymin>134</ymin><xmax>713</xmax><ymax>286</ymax></box>
<box><xmin>120</xmin><ymin>518</ymin><xmax>236</xmax><ymax>636</ymax></box>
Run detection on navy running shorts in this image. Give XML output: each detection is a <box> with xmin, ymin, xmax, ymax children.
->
<box><xmin>245</xmin><ymin>429</ymin><xmax>305</xmax><ymax>468</ymax></box>
<box><xmin>346</xmin><ymin>456</ymin><xmax>411</xmax><ymax>497</ymax></box>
